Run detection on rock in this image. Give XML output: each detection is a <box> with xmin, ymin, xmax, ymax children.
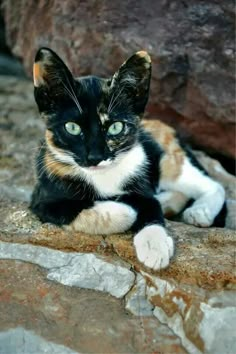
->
<box><xmin>193</xmin><ymin>150</ymin><xmax>236</xmax><ymax>201</ymax></box>
<box><xmin>0</xmin><ymin>328</ymin><xmax>78</xmax><ymax>354</ymax></box>
<box><xmin>145</xmin><ymin>272</ymin><xmax>236</xmax><ymax>354</ymax></box>
<box><xmin>153</xmin><ymin>307</ymin><xmax>202</xmax><ymax>354</ymax></box>
<box><xmin>199</xmin><ymin>302</ymin><xmax>236</xmax><ymax>354</ymax></box>
<box><xmin>0</xmin><ymin>260</ymin><xmax>186</xmax><ymax>353</ymax></box>
<box><xmin>2</xmin><ymin>1</ymin><xmax>235</xmax><ymax>158</ymax></box>
<box><xmin>0</xmin><ymin>54</ymin><xmax>26</xmax><ymax>76</ymax></box>
<box><xmin>0</xmin><ymin>13</ymin><xmax>25</xmax><ymax>76</ymax></box>
<box><xmin>0</xmin><ymin>242</ymin><xmax>135</xmax><ymax>298</ymax></box>
<box><xmin>47</xmin><ymin>253</ymin><xmax>135</xmax><ymax>298</ymax></box>
<box><xmin>192</xmin><ymin>150</ymin><xmax>236</xmax><ymax>229</ymax></box>
<box><xmin>125</xmin><ymin>274</ymin><xmax>154</xmax><ymax>316</ymax></box>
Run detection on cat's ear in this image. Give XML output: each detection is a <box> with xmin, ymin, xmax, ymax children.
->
<box><xmin>110</xmin><ymin>51</ymin><xmax>151</xmax><ymax>115</ymax></box>
<box><xmin>33</xmin><ymin>48</ymin><xmax>75</xmax><ymax>112</ymax></box>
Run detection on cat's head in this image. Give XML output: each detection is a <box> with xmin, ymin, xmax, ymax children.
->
<box><xmin>33</xmin><ymin>47</ymin><xmax>151</xmax><ymax>169</ymax></box>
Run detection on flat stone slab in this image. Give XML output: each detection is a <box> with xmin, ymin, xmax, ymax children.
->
<box><xmin>0</xmin><ymin>328</ymin><xmax>78</xmax><ymax>354</ymax></box>
<box><xmin>1</xmin><ymin>203</ymin><xmax>235</xmax><ymax>290</ymax></box>
<box><xmin>0</xmin><ymin>260</ymin><xmax>186</xmax><ymax>354</ymax></box>
<box><xmin>0</xmin><ymin>242</ymin><xmax>135</xmax><ymax>298</ymax></box>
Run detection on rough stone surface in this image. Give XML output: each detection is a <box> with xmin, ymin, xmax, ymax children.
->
<box><xmin>199</xmin><ymin>302</ymin><xmax>236</xmax><ymax>354</ymax></box>
<box><xmin>125</xmin><ymin>274</ymin><xmax>154</xmax><ymax>316</ymax></box>
<box><xmin>0</xmin><ymin>242</ymin><xmax>135</xmax><ymax>298</ymax></box>
<box><xmin>0</xmin><ymin>75</ymin><xmax>235</xmax><ymax>353</ymax></box>
<box><xmin>145</xmin><ymin>273</ymin><xmax>236</xmax><ymax>354</ymax></box>
<box><xmin>0</xmin><ymin>328</ymin><xmax>78</xmax><ymax>354</ymax></box>
<box><xmin>0</xmin><ymin>260</ymin><xmax>186</xmax><ymax>354</ymax></box>
<box><xmin>2</xmin><ymin>0</ymin><xmax>235</xmax><ymax>158</ymax></box>
<box><xmin>0</xmin><ymin>12</ymin><xmax>25</xmax><ymax>77</ymax></box>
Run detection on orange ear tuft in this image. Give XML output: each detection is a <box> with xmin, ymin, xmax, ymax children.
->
<box><xmin>33</xmin><ymin>62</ymin><xmax>45</xmax><ymax>87</ymax></box>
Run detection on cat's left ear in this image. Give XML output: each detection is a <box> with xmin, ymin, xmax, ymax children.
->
<box><xmin>111</xmin><ymin>51</ymin><xmax>151</xmax><ymax>115</ymax></box>
<box><xmin>33</xmin><ymin>47</ymin><xmax>75</xmax><ymax>112</ymax></box>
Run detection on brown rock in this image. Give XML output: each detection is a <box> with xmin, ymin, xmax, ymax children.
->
<box><xmin>0</xmin><ymin>260</ymin><xmax>186</xmax><ymax>353</ymax></box>
<box><xmin>2</xmin><ymin>0</ymin><xmax>235</xmax><ymax>158</ymax></box>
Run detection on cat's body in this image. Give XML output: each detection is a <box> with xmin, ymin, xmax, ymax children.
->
<box><xmin>30</xmin><ymin>48</ymin><xmax>226</xmax><ymax>270</ymax></box>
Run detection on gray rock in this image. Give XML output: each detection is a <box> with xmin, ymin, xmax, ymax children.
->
<box><xmin>0</xmin><ymin>327</ymin><xmax>78</xmax><ymax>354</ymax></box>
<box><xmin>125</xmin><ymin>274</ymin><xmax>154</xmax><ymax>316</ymax></box>
<box><xmin>199</xmin><ymin>303</ymin><xmax>236</xmax><ymax>354</ymax></box>
<box><xmin>48</xmin><ymin>253</ymin><xmax>135</xmax><ymax>298</ymax></box>
<box><xmin>0</xmin><ymin>54</ymin><xmax>25</xmax><ymax>77</ymax></box>
<box><xmin>0</xmin><ymin>185</ymin><xmax>32</xmax><ymax>202</ymax></box>
<box><xmin>0</xmin><ymin>242</ymin><xmax>135</xmax><ymax>298</ymax></box>
<box><xmin>0</xmin><ymin>242</ymin><xmax>73</xmax><ymax>268</ymax></box>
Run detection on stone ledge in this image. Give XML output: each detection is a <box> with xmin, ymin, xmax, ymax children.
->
<box><xmin>0</xmin><ymin>204</ymin><xmax>235</xmax><ymax>290</ymax></box>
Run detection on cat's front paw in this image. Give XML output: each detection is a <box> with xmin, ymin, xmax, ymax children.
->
<box><xmin>183</xmin><ymin>206</ymin><xmax>213</xmax><ymax>227</ymax></box>
<box><xmin>134</xmin><ymin>225</ymin><xmax>174</xmax><ymax>270</ymax></box>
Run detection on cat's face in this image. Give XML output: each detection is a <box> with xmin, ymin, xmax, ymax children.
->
<box><xmin>33</xmin><ymin>48</ymin><xmax>151</xmax><ymax>169</ymax></box>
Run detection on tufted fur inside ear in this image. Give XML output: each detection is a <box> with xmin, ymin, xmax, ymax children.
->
<box><xmin>110</xmin><ymin>51</ymin><xmax>152</xmax><ymax>115</ymax></box>
<box><xmin>33</xmin><ymin>48</ymin><xmax>78</xmax><ymax>112</ymax></box>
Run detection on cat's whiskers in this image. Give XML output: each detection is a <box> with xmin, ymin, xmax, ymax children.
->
<box><xmin>53</xmin><ymin>73</ymin><xmax>83</xmax><ymax>114</ymax></box>
<box><xmin>60</xmin><ymin>80</ymin><xmax>83</xmax><ymax>114</ymax></box>
<box><xmin>108</xmin><ymin>85</ymin><xmax>126</xmax><ymax>114</ymax></box>
<box><xmin>37</xmin><ymin>156</ymin><xmax>72</xmax><ymax>180</ymax></box>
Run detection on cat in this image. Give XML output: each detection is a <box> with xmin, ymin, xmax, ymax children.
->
<box><xmin>30</xmin><ymin>47</ymin><xmax>226</xmax><ymax>271</ymax></box>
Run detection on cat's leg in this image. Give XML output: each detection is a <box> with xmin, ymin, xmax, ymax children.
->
<box><xmin>70</xmin><ymin>194</ymin><xmax>174</xmax><ymax>270</ymax></box>
<box><xmin>66</xmin><ymin>201</ymin><xmax>137</xmax><ymax>234</ymax></box>
<box><xmin>118</xmin><ymin>194</ymin><xmax>174</xmax><ymax>270</ymax></box>
<box><xmin>30</xmin><ymin>184</ymin><xmax>92</xmax><ymax>225</ymax></box>
<box><xmin>155</xmin><ymin>190</ymin><xmax>189</xmax><ymax>218</ymax></box>
<box><xmin>160</xmin><ymin>157</ymin><xmax>225</xmax><ymax>227</ymax></box>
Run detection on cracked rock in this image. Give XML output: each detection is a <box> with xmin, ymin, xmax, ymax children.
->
<box><xmin>0</xmin><ymin>242</ymin><xmax>135</xmax><ymax>298</ymax></box>
<box><xmin>125</xmin><ymin>274</ymin><xmax>154</xmax><ymax>316</ymax></box>
<box><xmin>47</xmin><ymin>253</ymin><xmax>135</xmax><ymax>298</ymax></box>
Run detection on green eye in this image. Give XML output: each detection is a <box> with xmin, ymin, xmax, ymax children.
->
<box><xmin>107</xmin><ymin>122</ymin><xmax>124</xmax><ymax>136</ymax></box>
<box><xmin>65</xmin><ymin>122</ymin><xmax>81</xmax><ymax>135</ymax></box>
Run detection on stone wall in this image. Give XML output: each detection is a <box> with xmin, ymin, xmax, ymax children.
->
<box><xmin>1</xmin><ymin>0</ymin><xmax>235</xmax><ymax>159</ymax></box>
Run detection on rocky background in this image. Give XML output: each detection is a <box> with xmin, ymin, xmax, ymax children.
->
<box><xmin>1</xmin><ymin>0</ymin><xmax>236</xmax><ymax>169</ymax></box>
<box><xmin>0</xmin><ymin>1</ymin><xmax>235</xmax><ymax>354</ymax></box>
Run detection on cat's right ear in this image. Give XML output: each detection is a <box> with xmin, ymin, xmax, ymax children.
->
<box><xmin>33</xmin><ymin>48</ymin><xmax>75</xmax><ymax>112</ymax></box>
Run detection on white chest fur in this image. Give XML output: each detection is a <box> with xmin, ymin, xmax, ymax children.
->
<box><xmin>80</xmin><ymin>144</ymin><xmax>147</xmax><ymax>197</ymax></box>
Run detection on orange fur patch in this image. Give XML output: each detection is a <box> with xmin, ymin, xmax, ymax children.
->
<box><xmin>44</xmin><ymin>151</ymin><xmax>73</xmax><ymax>179</ymax></box>
<box><xmin>144</xmin><ymin>120</ymin><xmax>185</xmax><ymax>181</ymax></box>
<box><xmin>44</xmin><ymin>130</ymin><xmax>75</xmax><ymax>178</ymax></box>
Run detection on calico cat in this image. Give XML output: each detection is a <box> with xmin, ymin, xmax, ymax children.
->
<box><xmin>30</xmin><ymin>48</ymin><xmax>226</xmax><ymax>270</ymax></box>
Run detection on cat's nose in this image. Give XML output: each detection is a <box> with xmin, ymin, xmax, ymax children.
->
<box><xmin>87</xmin><ymin>152</ymin><xmax>103</xmax><ymax>166</ymax></box>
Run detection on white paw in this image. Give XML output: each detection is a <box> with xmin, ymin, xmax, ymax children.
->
<box><xmin>134</xmin><ymin>225</ymin><xmax>174</xmax><ymax>270</ymax></box>
<box><xmin>183</xmin><ymin>206</ymin><xmax>213</xmax><ymax>227</ymax></box>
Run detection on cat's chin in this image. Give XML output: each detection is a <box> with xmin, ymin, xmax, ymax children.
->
<box><xmin>87</xmin><ymin>165</ymin><xmax>107</xmax><ymax>170</ymax></box>
<box><xmin>84</xmin><ymin>159</ymin><xmax>114</xmax><ymax>171</ymax></box>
